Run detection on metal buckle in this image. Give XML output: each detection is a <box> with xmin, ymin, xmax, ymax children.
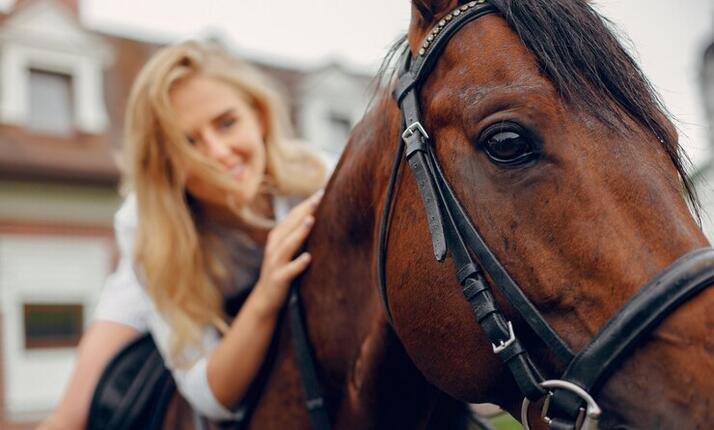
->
<box><xmin>521</xmin><ymin>380</ymin><xmax>602</xmax><ymax>430</ymax></box>
<box><xmin>305</xmin><ymin>397</ymin><xmax>324</xmax><ymax>411</ymax></box>
<box><xmin>401</xmin><ymin>121</ymin><xmax>430</xmax><ymax>141</ymax></box>
<box><xmin>491</xmin><ymin>321</ymin><xmax>516</xmax><ymax>354</ymax></box>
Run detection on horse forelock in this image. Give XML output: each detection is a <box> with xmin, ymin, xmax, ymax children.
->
<box><xmin>373</xmin><ymin>0</ymin><xmax>699</xmax><ymax>218</ymax></box>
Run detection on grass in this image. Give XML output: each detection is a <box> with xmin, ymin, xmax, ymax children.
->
<box><xmin>490</xmin><ymin>413</ymin><xmax>524</xmax><ymax>430</ymax></box>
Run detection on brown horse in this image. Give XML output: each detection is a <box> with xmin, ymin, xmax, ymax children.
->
<box><xmin>162</xmin><ymin>0</ymin><xmax>714</xmax><ymax>429</ymax></box>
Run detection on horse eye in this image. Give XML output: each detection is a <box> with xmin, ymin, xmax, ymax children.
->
<box><xmin>479</xmin><ymin>122</ymin><xmax>538</xmax><ymax>167</ymax></box>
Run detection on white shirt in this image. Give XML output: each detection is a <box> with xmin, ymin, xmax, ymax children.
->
<box><xmin>94</xmin><ymin>195</ymin><xmax>151</xmax><ymax>331</ymax></box>
<box><xmin>93</xmin><ymin>194</ymin><xmax>292</xmax><ymax>421</ymax></box>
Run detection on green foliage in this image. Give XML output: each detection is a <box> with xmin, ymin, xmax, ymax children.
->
<box><xmin>490</xmin><ymin>413</ymin><xmax>523</xmax><ymax>430</ymax></box>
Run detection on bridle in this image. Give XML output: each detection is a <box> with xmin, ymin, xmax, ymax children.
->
<box><xmin>376</xmin><ymin>1</ymin><xmax>714</xmax><ymax>429</ymax></box>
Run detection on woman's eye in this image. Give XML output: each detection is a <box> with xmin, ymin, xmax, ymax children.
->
<box><xmin>186</xmin><ymin>135</ymin><xmax>197</xmax><ymax>145</ymax></box>
<box><xmin>479</xmin><ymin>123</ymin><xmax>538</xmax><ymax>166</ymax></box>
<box><xmin>219</xmin><ymin>117</ymin><xmax>237</xmax><ymax>130</ymax></box>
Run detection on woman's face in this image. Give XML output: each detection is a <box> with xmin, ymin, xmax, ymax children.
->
<box><xmin>170</xmin><ymin>75</ymin><xmax>267</xmax><ymax>208</ymax></box>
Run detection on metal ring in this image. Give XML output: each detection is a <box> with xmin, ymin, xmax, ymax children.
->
<box><xmin>521</xmin><ymin>380</ymin><xmax>602</xmax><ymax>430</ymax></box>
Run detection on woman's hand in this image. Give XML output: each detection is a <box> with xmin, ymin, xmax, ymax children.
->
<box><xmin>207</xmin><ymin>191</ymin><xmax>323</xmax><ymax>409</ymax></box>
<box><xmin>252</xmin><ymin>190</ymin><xmax>322</xmax><ymax>317</ymax></box>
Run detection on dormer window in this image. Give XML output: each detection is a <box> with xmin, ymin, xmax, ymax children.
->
<box><xmin>28</xmin><ymin>68</ymin><xmax>74</xmax><ymax>135</ymax></box>
<box><xmin>0</xmin><ymin>0</ymin><xmax>113</xmax><ymax>135</ymax></box>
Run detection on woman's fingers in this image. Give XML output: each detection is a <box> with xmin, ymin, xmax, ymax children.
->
<box><xmin>278</xmin><ymin>191</ymin><xmax>321</xmax><ymax>235</ymax></box>
<box><xmin>273</xmin><ymin>252</ymin><xmax>312</xmax><ymax>286</ymax></box>
<box><xmin>253</xmin><ymin>251</ymin><xmax>311</xmax><ymax>316</ymax></box>
<box><xmin>273</xmin><ymin>215</ymin><xmax>315</xmax><ymax>263</ymax></box>
<box><xmin>268</xmin><ymin>191</ymin><xmax>322</xmax><ymax>245</ymax></box>
<box><xmin>254</xmin><ymin>191</ymin><xmax>323</xmax><ymax>313</ymax></box>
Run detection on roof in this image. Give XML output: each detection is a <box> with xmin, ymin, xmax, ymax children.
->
<box><xmin>0</xmin><ymin>0</ymin><xmax>371</xmax><ymax>186</ymax></box>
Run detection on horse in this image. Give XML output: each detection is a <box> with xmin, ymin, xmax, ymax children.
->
<box><xmin>92</xmin><ymin>0</ymin><xmax>714</xmax><ymax>428</ymax></box>
<box><xmin>265</xmin><ymin>0</ymin><xmax>713</xmax><ymax>428</ymax></box>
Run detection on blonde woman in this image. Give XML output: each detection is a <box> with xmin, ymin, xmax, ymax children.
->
<box><xmin>40</xmin><ymin>40</ymin><xmax>326</xmax><ymax>429</ymax></box>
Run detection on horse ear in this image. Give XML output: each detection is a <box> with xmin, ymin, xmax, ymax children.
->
<box><xmin>410</xmin><ymin>0</ymin><xmax>458</xmax><ymax>52</ymax></box>
<box><xmin>411</xmin><ymin>0</ymin><xmax>458</xmax><ymax>24</ymax></box>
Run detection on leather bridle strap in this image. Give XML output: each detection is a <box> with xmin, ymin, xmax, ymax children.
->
<box><xmin>546</xmin><ymin>247</ymin><xmax>714</xmax><ymax>429</ymax></box>
<box><xmin>428</xmin><ymin>142</ymin><xmax>575</xmax><ymax>364</ymax></box>
<box><xmin>378</xmin><ymin>0</ymin><xmax>575</xmax><ymax>366</ymax></box>
<box><xmin>376</xmin><ymin>115</ymin><xmax>407</xmax><ymax>327</ymax></box>
<box><xmin>426</xmin><ymin>138</ymin><xmax>550</xmax><ymax>399</ymax></box>
<box><xmin>377</xmin><ymin>106</ymin><xmax>548</xmax><ymax>400</ymax></box>
<box><xmin>288</xmin><ymin>288</ymin><xmax>332</xmax><ymax>430</ymax></box>
<box><xmin>394</xmin><ymin>1</ymin><xmax>499</xmax><ymax>105</ymax></box>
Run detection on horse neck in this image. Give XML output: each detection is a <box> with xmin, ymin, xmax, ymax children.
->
<box><xmin>293</xmin><ymin>99</ymin><xmax>455</xmax><ymax>427</ymax></box>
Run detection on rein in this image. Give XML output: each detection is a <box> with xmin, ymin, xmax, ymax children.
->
<box><xmin>375</xmin><ymin>1</ymin><xmax>714</xmax><ymax>429</ymax></box>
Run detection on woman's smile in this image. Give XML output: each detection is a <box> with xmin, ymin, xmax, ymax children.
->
<box><xmin>170</xmin><ymin>74</ymin><xmax>268</xmax><ymax>208</ymax></box>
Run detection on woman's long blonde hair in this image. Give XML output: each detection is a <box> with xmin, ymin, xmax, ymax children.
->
<box><xmin>123</xmin><ymin>40</ymin><xmax>325</xmax><ymax>361</ymax></box>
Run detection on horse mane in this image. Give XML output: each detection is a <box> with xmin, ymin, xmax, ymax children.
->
<box><xmin>373</xmin><ymin>0</ymin><xmax>700</xmax><ymax>218</ymax></box>
<box><xmin>369</xmin><ymin>34</ymin><xmax>408</xmax><ymax>108</ymax></box>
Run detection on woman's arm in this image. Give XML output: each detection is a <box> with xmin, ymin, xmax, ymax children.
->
<box><xmin>206</xmin><ymin>191</ymin><xmax>321</xmax><ymax>410</ymax></box>
<box><xmin>37</xmin><ymin>321</ymin><xmax>140</xmax><ymax>430</ymax></box>
<box><xmin>39</xmin><ymin>195</ymin><xmax>146</xmax><ymax>429</ymax></box>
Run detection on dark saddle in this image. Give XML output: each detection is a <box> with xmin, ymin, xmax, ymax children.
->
<box><xmin>87</xmin><ymin>289</ymin><xmax>264</xmax><ymax>430</ymax></box>
<box><xmin>87</xmin><ymin>333</ymin><xmax>175</xmax><ymax>430</ymax></box>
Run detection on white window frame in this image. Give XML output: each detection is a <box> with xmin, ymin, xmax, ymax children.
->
<box><xmin>0</xmin><ymin>43</ymin><xmax>109</xmax><ymax>134</ymax></box>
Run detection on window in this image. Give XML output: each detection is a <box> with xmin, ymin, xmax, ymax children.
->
<box><xmin>23</xmin><ymin>303</ymin><xmax>83</xmax><ymax>349</ymax></box>
<box><xmin>28</xmin><ymin>69</ymin><xmax>74</xmax><ymax>135</ymax></box>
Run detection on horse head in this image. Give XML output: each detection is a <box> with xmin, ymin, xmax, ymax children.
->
<box><xmin>365</xmin><ymin>0</ymin><xmax>714</xmax><ymax>428</ymax></box>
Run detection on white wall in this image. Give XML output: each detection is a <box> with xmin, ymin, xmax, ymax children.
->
<box><xmin>588</xmin><ymin>1</ymin><xmax>714</xmax><ymax>241</ymax></box>
<box><xmin>0</xmin><ymin>235</ymin><xmax>112</xmax><ymax>420</ymax></box>
<box><xmin>594</xmin><ymin>0</ymin><xmax>713</xmax><ymax>168</ymax></box>
<box><xmin>0</xmin><ymin>180</ymin><xmax>121</xmax><ymax>225</ymax></box>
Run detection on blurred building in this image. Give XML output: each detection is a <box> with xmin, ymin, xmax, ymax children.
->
<box><xmin>0</xmin><ymin>0</ymin><xmax>370</xmax><ymax>426</ymax></box>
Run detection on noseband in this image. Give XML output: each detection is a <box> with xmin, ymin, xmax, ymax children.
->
<box><xmin>376</xmin><ymin>2</ymin><xmax>714</xmax><ymax>429</ymax></box>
